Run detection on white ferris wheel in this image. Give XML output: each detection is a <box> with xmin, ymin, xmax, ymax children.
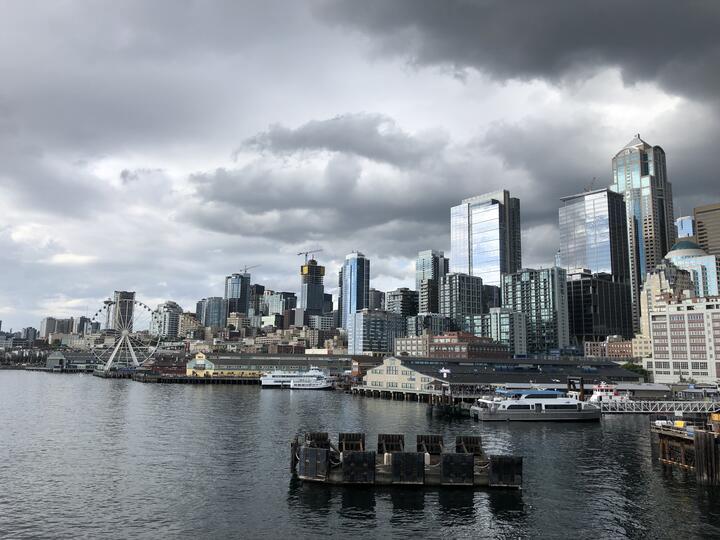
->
<box><xmin>90</xmin><ymin>294</ymin><xmax>163</xmax><ymax>372</ymax></box>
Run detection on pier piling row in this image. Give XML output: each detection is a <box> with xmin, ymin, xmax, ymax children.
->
<box><xmin>651</xmin><ymin>426</ymin><xmax>720</xmax><ymax>485</ymax></box>
<box><xmin>291</xmin><ymin>432</ymin><xmax>522</xmax><ymax>489</ymax></box>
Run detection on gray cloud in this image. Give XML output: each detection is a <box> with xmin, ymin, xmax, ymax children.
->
<box><xmin>319</xmin><ymin>0</ymin><xmax>720</xmax><ymax>101</ymax></box>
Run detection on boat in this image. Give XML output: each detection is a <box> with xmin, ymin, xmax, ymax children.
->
<box><xmin>260</xmin><ymin>367</ymin><xmax>333</xmax><ymax>390</ymax></box>
<box><xmin>470</xmin><ymin>389</ymin><xmax>601</xmax><ymax>422</ymax></box>
<box><xmin>588</xmin><ymin>382</ymin><xmax>630</xmax><ymax>403</ymax></box>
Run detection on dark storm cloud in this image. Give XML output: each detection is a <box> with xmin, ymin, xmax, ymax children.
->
<box><xmin>244</xmin><ymin>113</ymin><xmax>446</xmax><ymax>167</ymax></box>
<box><xmin>319</xmin><ymin>0</ymin><xmax>720</xmax><ymax>101</ymax></box>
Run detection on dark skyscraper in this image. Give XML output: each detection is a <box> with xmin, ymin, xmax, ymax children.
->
<box><xmin>299</xmin><ymin>258</ymin><xmax>325</xmax><ymax>315</ymax></box>
<box><xmin>341</xmin><ymin>252</ymin><xmax>370</xmax><ymax>329</ymax></box>
<box><xmin>225</xmin><ymin>273</ymin><xmax>251</xmax><ymax>315</ymax></box>
<box><xmin>385</xmin><ymin>288</ymin><xmax>419</xmax><ymax>318</ymax></box>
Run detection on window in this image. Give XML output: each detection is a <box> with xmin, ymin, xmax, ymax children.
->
<box><xmin>506</xmin><ymin>404</ymin><xmax>531</xmax><ymax>410</ymax></box>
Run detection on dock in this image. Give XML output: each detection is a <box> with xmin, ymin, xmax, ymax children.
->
<box><xmin>651</xmin><ymin>417</ymin><xmax>720</xmax><ymax>485</ymax></box>
<box><xmin>290</xmin><ymin>432</ymin><xmax>522</xmax><ymax>489</ymax></box>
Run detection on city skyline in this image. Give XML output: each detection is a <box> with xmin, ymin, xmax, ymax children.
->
<box><xmin>3</xmin><ymin>2</ymin><xmax>720</xmax><ymax>329</ymax></box>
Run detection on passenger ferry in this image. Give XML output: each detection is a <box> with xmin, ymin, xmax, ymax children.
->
<box><xmin>470</xmin><ymin>389</ymin><xmax>601</xmax><ymax>422</ymax></box>
<box><xmin>260</xmin><ymin>367</ymin><xmax>333</xmax><ymax>390</ymax></box>
<box><xmin>588</xmin><ymin>382</ymin><xmax>630</xmax><ymax>403</ymax></box>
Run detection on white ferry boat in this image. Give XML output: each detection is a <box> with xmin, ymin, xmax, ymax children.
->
<box><xmin>260</xmin><ymin>367</ymin><xmax>333</xmax><ymax>390</ymax></box>
<box><xmin>588</xmin><ymin>382</ymin><xmax>630</xmax><ymax>404</ymax></box>
<box><xmin>470</xmin><ymin>389</ymin><xmax>601</xmax><ymax>422</ymax></box>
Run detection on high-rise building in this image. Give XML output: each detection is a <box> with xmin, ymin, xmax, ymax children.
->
<box><xmin>450</xmin><ymin>190</ymin><xmax>521</xmax><ymax>287</ymax></box>
<box><xmin>264</xmin><ymin>291</ymin><xmax>297</xmax><ymax>315</ymax></box>
<box><xmin>664</xmin><ymin>240</ymin><xmax>719</xmax><ymax>297</ymax></box>
<box><xmin>204</xmin><ymin>297</ymin><xmax>227</xmax><ymax>328</ymax></box>
<box><xmin>676</xmin><ymin>216</ymin><xmax>695</xmax><ymax>239</ymax></box>
<box><xmin>22</xmin><ymin>327</ymin><xmax>38</xmax><ymax>342</ymax></box>
<box><xmin>39</xmin><ymin>317</ymin><xmax>57</xmax><ymax>339</ymax></box>
<box><xmin>648</xmin><ymin>296</ymin><xmax>720</xmax><ymax>384</ymax></box>
<box><xmin>337</xmin><ymin>268</ymin><xmax>344</xmax><ymax>326</ymax></box>
<box><xmin>439</xmin><ymin>273</ymin><xmax>484</xmax><ymax>329</ymax></box>
<box><xmin>179</xmin><ymin>312</ymin><xmax>202</xmax><ymax>338</ymax></box>
<box><xmin>248</xmin><ymin>284</ymin><xmax>266</xmax><ymax>316</ymax></box>
<box><xmin>347</xmin><ymin>309</ymin><xmax>405</xmax><ymax>355</ymax></box>
<box><xmin>153</xmin><ymin>301</ymin><xmax>183</xmax><ymax>338</ymax></box>
<box><xmin>323</xmin><ymin>293</ymin><xmax>333</xmax><ymax>314</ymax></box>
<box><xmin>299</xmin><ymin>258</ymin><xmax>325</xmax><ymax>315</ymax></box>
<box><xmin>565</xmin><ymin>270</ymin><xmax>633</xmax><ymax>346</ymax></box>
<box><xmin>406</xmin><ymin>313</ymin><xmax>453</xmax><ymax>337</ymax></box>
<box><xmin>368</xmin><ymin>288</ymin><xmax>385</xmax><ymax>310</ymax></box>
<box><xmin>195</xmin><ymin>299</ymin><xmax>207</xmax><ymax>326</ymax></box>
<box><xmin>694</xmin><ymin>203</ymin><xmax>720</xmax><ymax>258</ymax></box>
<box><xmin>112</xmin><ymin>291</ymin><xmax>135</xmax><ymax>330</ymax></box>
<box><xmin>558</xmin><ymin>188</ymin><xmax>629</xmax><ymax>281</ymax></box>
<box><xmin>502</xmin><ymin>267</ymin><xmax>570</xmax><ymax>354</ymax></box>
<box><xmin>638</xmin><ymin>260</ymin><xmax>694</xmax><ymax>339</ymax></box>
<box><xmin>465</xmin><ymin>307</ymin><xmax>527</xmax><ymax>357</ymax></box>
<box><xmin>225</xmin><ymin>273</ymin><xmax>251</xmax><ymax>316</ymax></box>
<box><xmin>610</xmin><ymin>135</ymin><xmax>675</xmax><ymax>329</ymax></box>
<box><xmin>72</xmin><ymin>316</ymin><xmax>91</xmax><ymax>335</ymax></box>
<box><xmin>385</xmin><ymin>288</ymin><xmax>419</xmax><ymax>318</ymax></box>
<box><xmin>341</xmin><ymin>252</ymin><xmax>370</xmax><ymax>329</ymax></box>
<box><xmin>416</xmin><ymin>249</ymin><xmax>449</xmax><ymax>313</ymax></box>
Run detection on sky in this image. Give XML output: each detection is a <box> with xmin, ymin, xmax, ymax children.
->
<box><xmin>1</xmin><ymin>0</ymin><xmax>719</xmax><ymax>330</ymax></box>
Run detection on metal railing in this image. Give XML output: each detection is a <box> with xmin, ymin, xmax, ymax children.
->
<box><xmin>600</xmin><ymin>401</ymin><xmax>720</xmax><ymax>414</ymax></box>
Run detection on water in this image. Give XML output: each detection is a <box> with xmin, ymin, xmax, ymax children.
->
<box><xmin>2</xmin><ymin>372</ymin><xmax>720</xmax><ymax>539</ymax></box>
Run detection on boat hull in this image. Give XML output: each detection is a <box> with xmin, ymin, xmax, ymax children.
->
<box><xmin>471</xmin><ymin>407</ymin><xmax>601</xmax><ymax>422</ymax></box>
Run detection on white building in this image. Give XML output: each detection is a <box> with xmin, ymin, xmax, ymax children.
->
<box><xmin>647</xmin><ymin>296</ymin><xmax>720</xmax><ymax>384</ymax></box>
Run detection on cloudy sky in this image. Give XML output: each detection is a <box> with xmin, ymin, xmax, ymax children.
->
<box><xmin>1</xmin><ymin>0</ymin><xmax>719</xmax><ymax>330</ymax></box>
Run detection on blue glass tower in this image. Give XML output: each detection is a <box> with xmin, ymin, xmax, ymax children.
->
<box><xmin>341</xmin><ymin>252</ymin><xmax>370</xmax><ymax>329</ymax></box>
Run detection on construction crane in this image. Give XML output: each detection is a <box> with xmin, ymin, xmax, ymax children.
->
<box><xmin>297</xmin><ymin>249</ymin><xmax>323</xmax><ymax>263</ymax></box>
<box><xmin>240</xmin><ymin>264</ymin><xmax>260</xmax><ymax>274</ymax></box>
<box><xmin>584</xmin><ymin>177</ymin><xmax>598</xmax><ymax>192</ymax></box>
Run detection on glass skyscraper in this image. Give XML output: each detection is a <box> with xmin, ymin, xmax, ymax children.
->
<box><xmin>450</xmin><ymin>190</ymin><xmax>521</xmax><ymax>288</ymax></box>
<box><xmin>341</xmin><ymin>252</ymin><xmax>370</xmax><ymax>329</ymax></box>
<box><xmin>558</xmin><ymin>188</ymin><xmax>629</xmax><ymax>280</ymax></box>
<box><xmin>225</xmin><ymin>273</ymin><xmax>251</xmax><ymax>315</ymax></box>
<box><xmin>610</xmin><ymin>135</ymin><xmax>675</xmax><ymax>329</ymax></box>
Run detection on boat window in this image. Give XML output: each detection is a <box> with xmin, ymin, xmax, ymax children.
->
<box><xmin>506</xmin><ymin>404</ymin><xmax>531</xmax><ymax>410</ymax></box>
<box><xmin>523</xmin><ymin>394</ymin><xmax>558</xmax><ymax>399</ymax></box>
<box><xmin>544</xmin><ymin>404</ymin><xmax>580</xmax><ymax>410</ymax></box>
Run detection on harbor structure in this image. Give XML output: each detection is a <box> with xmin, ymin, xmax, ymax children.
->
<box><xmin>450</xmin><ymin>190</ymin><xmax>521</xmax><ymax>287</ymax></box>
<box><xmin>502</xmin><ymin>267</ymin><xmax>570</xmax><ymax>354</ymax></box>
<box><xmin>610</xmin><ymin>135</ymin><xmax>676</xmax><ymax>330</ymax></box>
<box><xmin>341</xmin><ymin>252</ymin><xmax>370</xmax><ymax>330</ymax></box>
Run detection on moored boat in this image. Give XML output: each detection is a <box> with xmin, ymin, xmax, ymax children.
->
<box><xmin>470</xmin><ymin>389</ymin><xmax>600</xmax><ymax>422</ymax></box>
<box><xmin>261</xmin><ymin>367</ymin><xmax>333</xmax><ymax>390</ymax></box>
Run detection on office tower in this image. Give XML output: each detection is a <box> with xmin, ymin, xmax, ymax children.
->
<box><xmin>337</xmin><ymin>268</ymin><xmax>343</xmax><ymax>325</ymax></box>
<box><xmin>450</xmin><ymin>190</ymin><xmax>521</xmax><ymax>287</ymax></box>
<box><xmin>368</xmin><ymin>288</ymin><xmax>385</xmax><ymax>310</ymax></box>
<box><xmin>347</xmin><ymin>309</ymin><xmax>405</xmax><ymax>355</ymax></box>
<box><xmin>22</xmin><ymin>327</ymin><xmax>38</xmax><ymax>342</ymax></box>
<box><xmin>323</xmin><ymin>293</ymin><xmax>333</xmax><ymax>314</ymax></box>
<box><xmin>482</xmin><ymin>285</ymin><xmax>502</xmax><ymax>313</ymax></box>
<box><xmin>153</xmin><ymin>301</ymin><xmax>183</xmax><ymax>338</ymax></box>
<box><xmin>648</xmin><ymin>296</ymin><xmax>720</xmax><ymax>384</ymax></box>
<box><xmin>558</xmin><ymin>188</ymin><xmax>629</xmax><ymax>281</ymax></box>
<box><xmin>299</xmin><ymin>258</ymin><xmax>325</xmax><ymax>315</ymax></box>
<box><xmin>610</xmin><ymin>135</ymin><xmax>675</xmax><ymax>328</ymax></box>
<box><xmin>264</xmin><ymin>291</ymin><xmax>297</xmax><ymax>315</ymax></box>
<box><xmin>502</xmin><ymin>267</ymin><xmax>570</xmax><ymax>354</ymax></box>
<box><xmin>204</xmin><ymin>297</ymin><xmax>227</xmax><ymax>328</ymax></box>
<box><xmin>695</xmin><ymin>203</ymin><xmax>720</xmax><ymax>255</ymax></box>
<box><xmin>40</xmin><ymin>317</ymin><xmax>57</xmax><ymax>339</ymax></box>
<box><xmin>179</xmin><ymin>312</ymin><xmax>202</xmax><ymax>337</ymax></box>
<box><xmin>416</xmin><ymin>249</ymin><xmax>449</xmax><ymax>313</ymax></box>
<box><xmin>565</xmin><ymin>270</ymin><xmax>633</xmax><ymax>345</ymax></box>
<box><xmin>385</xmin><ymin>288</ymin><xmax>419</xmax><ymax>318</ymax></box>
<box><xmin>195</xmin><ymin>299</ymin><xmax>207</xmax><ymax>326</ymax></box>
<box><xmin>72</xmin><ymin>316</ymin><xmax>91</xmax><ymax>335</ymax></box>
<box><xmin>112</xmin><ymin>291</ymin><xmax>135</xmax><ymax>330</ymax></box>
<box><xmin>341</xmin><ymin>252</ymin><xmax>370</xmax><ymax>329</ymax></box>
<box><xmin>465</xmin><ymin>307</ymin><xmax>527</xmax><ymax>357</ymax></box>
<box><xmin>439</xmin><ymin>273</ymin><xmax>484</xmax><ymax>329</ymax></box>
<box><xmin>225</xmin><ymin>273</ymin><xmax>251</xmax><ymax>315</ymax></box>
<box><xmin>638</xmin><ymin>260</ymin><xmax>694</xmax><ymax>338</ymax></box>
<box><xmin>53</xmin><ymin>318</ymin><xmax>74</xmax><ymax>334</ymax></box>
<box><xmin>664</xmin><ymin>240</ymin><xmax>719</xmax><ymax>296</ymax></box>
<box><xmin>676</xmin><ymin>216</ymin><xmax>695</xmax><ymax>239</ymax></box>
<box><xmin>248</xmin><ymin>284</ymin><xmax>266</xmax><ymax>316</ymax></box>
<box><xmin>406</xmin><ymin>313</ymin><xmax>453</xmax><ymax>337</ymax></box>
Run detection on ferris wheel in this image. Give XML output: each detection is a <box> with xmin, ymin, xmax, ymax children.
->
<box><xmin>90</xmin><ymin>293</ymin><xmax>162</xmax><ymax>372</ymax></box>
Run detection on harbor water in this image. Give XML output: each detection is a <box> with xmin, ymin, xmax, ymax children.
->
<box><xmin>2</xmin><ymin>371</ymin><xmax>720</xmax><ymax>539</ymax></box>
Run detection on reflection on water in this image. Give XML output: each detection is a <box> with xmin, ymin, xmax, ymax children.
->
<box><xmin>2</xmin><ymin>372</ymin><xmax>720</xmax><ymax>539</ymax></box>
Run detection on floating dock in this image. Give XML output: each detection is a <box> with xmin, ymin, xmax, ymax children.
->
<box><xmin>651</xmin><ymin>416</ymin><xmax>720</xmax><ymax>485</ymax></box>
<box><xmin>290</xmin><ymin>432</ymin><xmax>522</xmax><ymax>489</ymax></box>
